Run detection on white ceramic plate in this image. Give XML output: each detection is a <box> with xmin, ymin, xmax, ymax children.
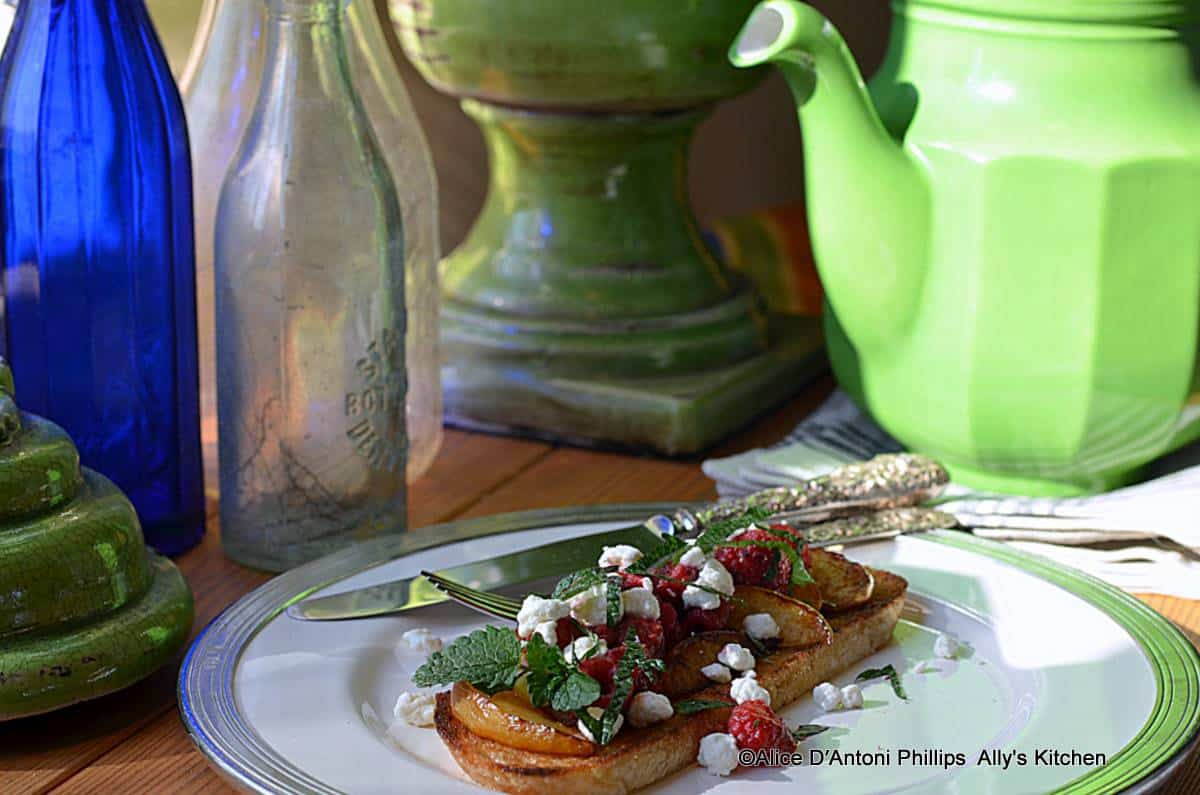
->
<box><xmin>180</xmin><ymin>505</ymin><xmax>1200</xmax><ymax>794</ymax></box>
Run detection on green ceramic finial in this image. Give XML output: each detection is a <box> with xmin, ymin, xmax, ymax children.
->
<box><xmin>0</xmin><ymin>357</ymin><xmax>14</xmax><ymax>396</ymax></box>
<box><xmin>0</xmin><ymin>357</ymin><xmax>19</xmax><ymax>447</ymax></box>
<box><xmin>0</xmin><ymin>360</ymin><xmax>193</xmax><ymax>721</ymax></box>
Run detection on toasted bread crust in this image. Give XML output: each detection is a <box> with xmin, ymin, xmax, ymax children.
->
<box><xmin>435</xmin><ymin>568</ymin><xmax>907</xmax><ymax>795</ymax></box>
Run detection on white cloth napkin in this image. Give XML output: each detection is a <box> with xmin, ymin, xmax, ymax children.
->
<box><xmin>704</xmin><ymin>391</ymin><xmax>1200</xmax><ymax>599</ymax></box>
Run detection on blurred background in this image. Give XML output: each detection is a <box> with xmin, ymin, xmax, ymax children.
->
<box><xmin>146</xmin><ymin>0</ymin><xmax>893</xmax><ymax>254</ymax></box>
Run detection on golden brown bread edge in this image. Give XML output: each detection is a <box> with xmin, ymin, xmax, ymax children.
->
<box><xmin>434</xmin><ymin>568</ymin><xmax>908</xmax><ymax>795</ymax></box>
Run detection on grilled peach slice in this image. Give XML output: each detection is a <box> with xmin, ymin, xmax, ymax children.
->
<box><xmin>787</xmin><ymin>579</ymin><xmax>823</xmax><ymax>611</ymax></box>
<box><xmin>450</xmin><ymin>681</ymin><xmax>594</xmax><ymax>756</ymax></box>
<box><xmin>807</xmin><ymin>547</ymin><xmax>874</xmax><ymax>611</ymax></box>
<box><xmin>657</xmin><ymin>631</ymin><xmax>744</xmax><ymax>698</ymax></box>
<box><xmin>730</xmin><ymin>585</ymin><xmax>832</xmax><ymax>648</ymax></box>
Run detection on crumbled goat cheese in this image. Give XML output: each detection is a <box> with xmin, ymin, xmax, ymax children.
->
<box><xmin>679</xmin><ymin>546</ymin><xmax>707</xmax><ymax>568</ymax></box>
<box><xmin>578</xmin><ymin>706</ymin><xmax>623</xmax><ymax>743</ymax></box>
<box><xmin>683</xmin><ymin>559</ymin><xmax>734</xmax><ymax>611</ymax></box>
<box><xmin>934</xmin><ymin>632</ymin><xmax>961</xmax><ymax>659</ymax></box>
<box><xmin>697</xmin><ymin>558</ymin><xmax>734</xmax><ymax>594</ymax></box>
<box><xmin>698</xmin><ymin>732</ymin><xmax>740</xmax><ymax>776</ymax></box>
<box><xmin>400</xmin><ymin>628</ymin><xmax>443</xmax><ymax>654</ymax></box>
<box><xmin>598</xmin><ymin>544</ymin><xmax>643</xmax><ymax>570</ymax></box>
<box><xmin>683</xmin><ymin>585</ymin><xmax>721</xmax><ymax>612</ymax></box>
<box><xmin>393</xmin><ymin>691</ymin><xmax>436</xmax><ymax>727</ymax></box>
<box><xmin>640</xmin><ymin>577</ymin><xmax>655</xmax><ymax>591</ymax></box>
<box><xmin>627</xmin><ymin>691</ymin><xmax>675</xmax><ymax>727</ymax></box>
<box><xmin>621</xmin><ymin>586</ymin><xmax>660</xmax><ymax>619</ymax></box>
<box><xmin>532</xmin><ymin>621</ymin><xmax>559</xmax><ymax>646</ymax></box>
<box><xmin>730</xmin><ymin>671</ymin><xmax>772</xmax><ymax>706</ymax></box>
<box><xmin>566</xmin><ymin>634</ymin><xmax>607</xmax><ymax>663</ymax></box>
<box><xmin>742</xmin><ymin>612</ymin><xmax>780</xmax><ymax>640</ymax></box>
<box><xmin>717</xmin><ymin>643</ymin><xmax>756</xmax><ymax>672</ymax></box>
<box><xmin>913</xmin><ymin>659</ymin><xmax>938</xmax><ymax>674</ymax></box>
<box><xmin>517</xmin><ymin>595</ymin><xmax>569</xmax><ymax>639</ymax></box>
<box><xmin>701</xmin><ymin>662</ymin><xmax>732</xmax><ymax>683</ymax></box>
<box><xmin>840</xmin><ymin>683</ymin><xmax>864</xmax><ymax>709</ymax></box>
<box><xmin>813</xmin><ymin>681</ymin><xmax>843</xmax><ymax>712</ymax></box>
<box><xmin>570</xmin><ymin>582</ymin><xmax>620</xmax><ymax>627</ymax></box>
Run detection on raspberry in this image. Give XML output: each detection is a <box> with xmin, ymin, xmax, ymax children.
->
<box><xmin>619</xmin><ymin>571</ymin><xmax>651</xmax><ymax>590</ymax></box>
<box><xmin>554</xmin><ymin>617</ymin><xmax>585</xmax><ymax>647</ymax></box>
<box><xmin>657</xmin><ymin>600</ymin><xmax>684</xmax><ymax>650</ymax></box>
<box><xmin>616</xmin><ymin>615</ymin><xmax>665</xmax><ymax>658</ymax></box>
<box><xmin>714</xmin><ymin>528</ymin><xmax>792</xmax><ymax>590</ymax></box>
<box><xmin>728</xmin><ymin>700</ymin><xmax>796</xmax><ymax>756</ymax></box>
<box><xmin>592</xmin><ymin>687</ymin><xmax>639</xmax><ymax>712</ymax></box>
<box><xmin>578</xmin><ymin>648</ymin><xmax>621</xmax><ymax>690</ymax></box>
<box><xmin>652</xmin><ymin>562</ymin><xmax>698</xmax><ymax>601</ymax></box>
<box><xmin>769</xmin><ymin>522</ymin><xmax>806</xmax><ymax>552</ymax></box>
<box><xmin>682</xmin><ymin>598</ymin><xmax>733</xmax><ymax>634</ymax></box>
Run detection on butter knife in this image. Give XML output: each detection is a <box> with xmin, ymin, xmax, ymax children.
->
<box><xmin>287</xmin><ymin>454</ymin><xmax>950</xmax><ymax>621</ymax></box>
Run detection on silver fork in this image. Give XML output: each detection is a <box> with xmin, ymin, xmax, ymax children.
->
<box><xmin>422</xmin><ymin>571</ymin><xmax>521</xmax><ymax>621</ymax></box>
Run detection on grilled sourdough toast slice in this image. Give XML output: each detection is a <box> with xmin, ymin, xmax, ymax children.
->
<box><xmin>435</xmin><ymin>568</ymin><xmax>908</xmax><ymax>795</ymax></box>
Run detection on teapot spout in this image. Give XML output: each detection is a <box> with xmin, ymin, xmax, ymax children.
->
<box><xmin>731</xmin><ymin>0</ymin><xmax>929</xmax><ymax>349</ymax></box>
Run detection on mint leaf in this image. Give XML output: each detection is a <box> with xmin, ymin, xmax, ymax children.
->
<box><xmin>791</xmin><ymin>553</ymin><xmax>816</xmax><ymax>586</ymax></box>
<box><xmin>695</xmin><ymin>508</ymin><xmax>773</xmax><ymax>553</ymax></box>
<box><xmin>524</xmin><ymin>634</ymin><xmax>603</xmax><ymax>712</ymax></box>
<box><xmin>751</xmin><ymin>525</ymin><xmax>815</xmax><ymax>585</ymax></box>
<box><xmin>523</xmin><ymin>633</ymin><xmax>568</xmax><ymax>707</ymax></box>
<box><xmin>412</xmin><ymin>626</ymin><xmax>521</xmax><ymax>693</ymax></box>
<box><xmin>765</xmin><ymin>547</ymin><xmax>782</xmax><ymax>585</ymax></box>
<box><xmin>743</xmin><ymin>631</ymin><xmax>771</xmax><ymax>659</ymax></box>
<box><xmin>856</xmin><ymin>663</ymin><xmax>907</xmax><ymax>700</ymax></box>
<box><xmin>626</xmin><ymin>534</ymin><xmax>687</xmax><ymax>575</ymax></box>
<box><xmin>551</xmin><ymin>670</ymin><xmax>602</xmax><ymax>712</ymax></box>
<box><xmin>551</xmin><ymin>567</ymin><xmax>606</xmax><ymax>600</ymax></box>
<box><xmin>792</xmin><ymin>723</ymin><xmax>831</xmax><ymax>741</ymax></box>
<box><xmin>606</xmin><ymin>574</ymin><xmax>622</xmax><ymax>627</ymax></box>
<box><xmin>579</xmin><ymin>633</ymin><xmax>665</xmax><ymax>745</ymax></box>
<box><xmin>675</xmin><ymin>699</ymin><xmax>733</xmax><ymax>715</ymax></box>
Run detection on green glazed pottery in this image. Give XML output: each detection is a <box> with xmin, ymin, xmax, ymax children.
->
<box><xmin>390</xmin><ymin>0</ymin><xmax>828</xmax><ymax>453</ymax></box>
<box><xmin>0</xmin><ymin>358</ymin><xmax>193</xmax><ymax>720</ymax></box>
<box><xmin>732</xmin><ymin>0</ymin><xmax>1200</xmax><ymax>495</ymax></box>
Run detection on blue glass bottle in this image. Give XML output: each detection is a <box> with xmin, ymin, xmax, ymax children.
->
<box><xmin>0</xmin><ymin>0</ymin><xmax>204</xmax><ymax>555</ymax></box>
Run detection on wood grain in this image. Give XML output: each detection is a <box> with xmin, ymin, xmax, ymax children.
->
<box><xmin>5</xmin><ymin>402</ymin><xmax>1200</xmax><ymax>794</ymax></box>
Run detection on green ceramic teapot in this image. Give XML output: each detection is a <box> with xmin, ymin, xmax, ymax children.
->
<box><xmin>732</xmin><ymin>0</ymin><xmax>1200</xmax><ymax>495</ymax></box>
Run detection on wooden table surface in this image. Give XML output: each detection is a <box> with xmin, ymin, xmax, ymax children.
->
<box><xmin>3</xmin><ymin>378</ymin><xmax>1199</xmax><ymax>794</ymax></box>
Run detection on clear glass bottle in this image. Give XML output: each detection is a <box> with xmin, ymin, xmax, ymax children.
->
<box><xmin>0</xmin><ymin>1</ymin><xmax>17</xmax><ymax>52</ymax></box>
<box><xmin>215</xmin><ymin>0</ymin><xmax>406</xmax><ymax>571</ymax></box>
<box><xmin>182</xmin><ymin>0</ymin><xmax>441</xmax><ymax>485</ymax></box>
<box><xmin>0</xmin><ymin>0</ymin><xmax>205</xmax><ymax>555</ymax></box>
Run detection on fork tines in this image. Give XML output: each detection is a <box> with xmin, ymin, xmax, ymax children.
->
<box><xmin>422</xmin><ymin>571</ymin><xmax>522</xmax><ymax>621</ymax></box>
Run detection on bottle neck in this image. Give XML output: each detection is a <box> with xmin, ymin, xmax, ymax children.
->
<box><xmin>267</xmin><ymin>0</ymin><xmax>345</xmax><ymax>24</ymax></box>
<box><xmin>256</xmin><ymin>0</ymin><xmax>356</xmax><ymax>114</ymax></box>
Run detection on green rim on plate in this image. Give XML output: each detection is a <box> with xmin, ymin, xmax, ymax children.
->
<box><xmin>179</xmin><ymin>506</ymin><xmax>1200</xmax><ymax>795</ymax></box>
<box><xmin>927</xmin><ymin>532</ymin><xmax>1200</xmax><ymax>794</ymax></box>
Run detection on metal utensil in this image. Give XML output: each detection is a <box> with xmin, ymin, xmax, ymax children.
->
<box><xmin>287</xmin><ymin>454</ymin><xmax>950</xmax><ymax>621</ymax></box>
<box><xmin>420</xmin><ymin>507</ymin><xmax>958</xmax><ymax>622</ymax></box>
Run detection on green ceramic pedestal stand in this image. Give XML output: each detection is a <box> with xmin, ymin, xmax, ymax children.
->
<box><xmin>0</xmin><ymin>359</ymin><xmax>193</xmax><ymax>720</ymax></box>
<box><xmin>395</xmin><ymin>0</ymin><xmax>823</xmax><ymax>453</ymax></box>
<box><xmin>440</xmin><ymin>103</ymin><xmax>826</xmax><ymax>452</ymax></box>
